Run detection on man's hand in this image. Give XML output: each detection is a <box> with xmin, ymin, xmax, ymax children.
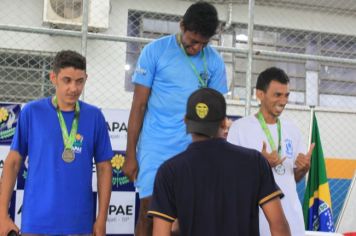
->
<box><xmin>122</xmin><ymin>152</ymin><xmax>138</xmax><ymax>182</ymax></box>
<box><xmin>294</xmin><ymin>143</ymin><xmax>315</xmax><ymax>182</ymax></box>
<box><xmin>261</xmin><ymin>141</ymin><xmax>286</xmax><ymax>168</ymax></box>
<box><xmin>0</xmin><ymin>216</ymin><xmax>19</xmax><ymax>236</ymax></box>
<box><xmin>93</xmin><ymin>217</ymin><xmax>106</xmax><ymax>236</ymax></box>
<box><xmin>295</xmin><ymin>143</ymin><xmax>315</xmax><ymax>172</ymax></box>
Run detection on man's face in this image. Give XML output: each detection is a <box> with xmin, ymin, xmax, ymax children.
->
<box><xmin>181</xmin><ymin>30</ymin><xmax>210</xmax><ymax>56</ymax></box>
<box><xmin>50</xmin><ymin>67</ymin><xmax>87</xmax><ymax>110</ymax></box>
<box><xmin>257</xmin><ymin>80</ymin><xmax>290</xmax><ymax>119</ymax></box>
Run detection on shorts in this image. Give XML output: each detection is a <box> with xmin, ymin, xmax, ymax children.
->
<box><xmin>135</xmin><ymin>148</ymin><xmax>177</xmax><ymax>198</ymax></box>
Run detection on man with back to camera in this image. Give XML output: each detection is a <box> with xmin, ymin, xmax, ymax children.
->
<box><xmin>0</xmin><ymin>50</ymin><xmax>113</xmax><ymax>236</ymax></box>
<box><xmin>122</xmin><ymin>2</ymin><xmax>227</xmax><ymax>235</ymax></box>
<box><xmin>148</xmin><ymin>88</ymin><xmax>291</xmax><ymax>236</ymax></box>
<box><xmin>227</xmin><ymin>67</ymin><xmax>315</xmax><ymax>236</ymax></box>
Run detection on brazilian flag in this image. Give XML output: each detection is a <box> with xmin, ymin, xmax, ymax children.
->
<box><xmin>303</xmin><ymin>112</ymin><xmax>335</xmax><ymax>232</ymax></box>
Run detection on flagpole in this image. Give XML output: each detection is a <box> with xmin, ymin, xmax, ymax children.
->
<box><xmin>308</xmin><ymin>106</ymin><xmax>314</xmax><ymax>147</ymax></box>
<box><xmin>305</xmin><ymin>106</ymin><xmax>315</xmax><ymax>184</ymax></box>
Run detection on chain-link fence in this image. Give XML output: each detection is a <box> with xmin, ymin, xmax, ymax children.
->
<box><xmin>1</xmin><ymin>0</ymin><xmax>356</xmax><ymax>227</ymax></box>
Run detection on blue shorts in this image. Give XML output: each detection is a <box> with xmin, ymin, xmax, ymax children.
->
<box><xmin>135</xmin><ymin>148</ymin><xmax>177</xmax><ymax>198</ymax></box>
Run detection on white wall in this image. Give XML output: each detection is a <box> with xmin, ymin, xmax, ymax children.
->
<box><xmin>226</xmin><ymin>3</ymin><xmax>356</xmax><ymax>36</ymax></box>
<box><xmin>1</xmin><ymin>0</ymin><xmax>356</xmax><ymax>109</ymax></box>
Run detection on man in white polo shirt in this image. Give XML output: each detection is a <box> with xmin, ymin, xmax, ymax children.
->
<box><xmin>227</xmin><ymin>67</ymin><xmax>314</xmax><ymax>236</ymax></box>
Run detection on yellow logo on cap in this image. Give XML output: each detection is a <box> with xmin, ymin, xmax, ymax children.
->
<box><xmin>195</xmin><ymin>103</ymin><xmax>209</xmax><ymax>119</ymax></box>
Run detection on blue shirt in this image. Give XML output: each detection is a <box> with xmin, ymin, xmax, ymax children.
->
<box><xmin>11</xmin><ymin>97</ymin><xmax>113</xmax><ymax>234</ymax></box>
<box><xmin>132</xmin><ymin>34</ymin><xmax>227</xmax><ymax>197</ymax></box>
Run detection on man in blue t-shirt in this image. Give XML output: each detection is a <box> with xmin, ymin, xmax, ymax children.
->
<box><xmin>122</xmin><ymin>2</ymin><xmax>227</xmax><ymax>236</ymax></box>
<box><xmin>0</xmin><ymin>50</ymin><xmax>113</xmax><ymax>236</ymax></box>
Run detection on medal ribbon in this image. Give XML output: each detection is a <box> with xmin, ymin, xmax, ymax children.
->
<box><xmin>257</xmin><ymin>111</ymin><xmax>282</xmax><ymax>157</ymax></box>
<box><xmin>52</xmin><ymin>96</ymin><xmax>80</xmax><ymax>150</ymax></box>
<box><xmin>177</xmin><ymin>33</ymin><xmax>208</xmax><ymax>87</ymax></box>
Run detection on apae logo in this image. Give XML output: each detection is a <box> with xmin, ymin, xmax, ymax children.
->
<box><xmin>105</xmin><ymin>191</ymin><xmax>136</xmax><ymax>234</ymax></box>
<box><xmin>72</xmin><ymin>134</ymin><xmax>83</xmax><ymax>153</ymax></box>
<box><xmin>106</xmin><ymin>122</ymin><xmax>128</xmax><ymax>133</ymax></box>
<box><xmin>109</xmin><ymin>204</ymin><xmax>133</xmax><ymax>216</ymax></box>
<box><xmin>111</xmin><ymin>154</ymin><xmax>130</xmax><ymax>187</ymax></box>
<box><xmin>0</xmin><ymin>105</ymin><xmax>17</xmax><ymax>143</ymax></box>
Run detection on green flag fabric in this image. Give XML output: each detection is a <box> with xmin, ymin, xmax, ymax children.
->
<box><xmin>302</xmin><ymin>112</ymin><xmax>334</xmax><ymax>232</ymax></box>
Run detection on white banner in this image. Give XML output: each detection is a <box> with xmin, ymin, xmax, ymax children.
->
<box><xmin>105</xmin><ymin>191</ymin><xmax>136</xmax><ymax>234</ymax></box>
<box><xmin>14</xmin><ymin>190</ymin><xmax>24</xmax><ymax>227</ymax></box>
<box><xmin>102</xmin><ymin>109</ymin><xmax>129</xmax><ymax>151</ymax></box>
<box><xmin>0</xmin><ymin>145</ymin><xmax>10</xmax><ymax>178</ymax></box>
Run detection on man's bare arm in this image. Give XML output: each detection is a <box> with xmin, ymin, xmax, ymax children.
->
<box><xmin>261</xmin><ymin>197</ymin><xmax>291</xmax><ymax>236</ymax></box>
<box><xmin>93</xmin><ymin>160</ymin><xmax>112</xmax><ymax>236</ymax></box>
<box><xmin>122</xmin><ymin>84</ymin><xmax>151</xmax><ymax>182</ymax></box>
<box><xmin>152</xmin><ymin>217</ymin><xmax>172</xmax><ymax>236</ymax></box>
<box><xmin>0</xmin><ymin>151</ymin><xmax>22</xmax><ymax>236</ymax></box>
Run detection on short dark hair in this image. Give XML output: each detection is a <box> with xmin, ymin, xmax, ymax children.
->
<box><xmin>182</xmin><ymin>1</ymin><xmax>219</xmax><ymax>38</ymax></box>
<box><xmin>53</xmin><ymin>50</ymin><xmax>86</xmax><ymax>74</ymax></box>
<box><xmin>256</xmin><ymin>67</ymin><xmax>289</xmax><ymax>92</ymax></box>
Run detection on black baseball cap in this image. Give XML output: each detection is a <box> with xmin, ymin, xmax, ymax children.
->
<box><xmin>185</xmin><ymin>88</ymin><xmax>226</xmax><ymax>137</ymax></box>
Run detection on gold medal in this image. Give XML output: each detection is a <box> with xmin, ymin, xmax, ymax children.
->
<box><xmin>62</xmin><ymin>148</ymin><xmax>75</xmax><ymax>163</ymax></box>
